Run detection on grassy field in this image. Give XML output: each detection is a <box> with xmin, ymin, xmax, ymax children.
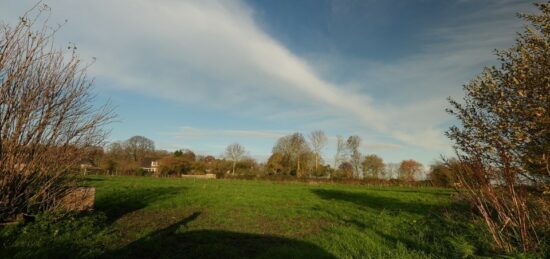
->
<box><xmin>1</xmin><ymin>176</ymin><xmax>497</xmax><ymax>258</ymax></box>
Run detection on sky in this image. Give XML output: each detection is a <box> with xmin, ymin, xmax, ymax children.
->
<box><xmin>0</xmin><ymin>0</ymin><xmax>538</xmax><ymax>166</ymax></box>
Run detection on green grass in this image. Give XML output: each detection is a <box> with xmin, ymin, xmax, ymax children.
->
<box><xmin>1</xmin><ymin>176</ymin><xmax>499</xmax><ymax>258</ymax></box>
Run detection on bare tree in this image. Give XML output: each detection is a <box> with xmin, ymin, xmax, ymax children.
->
<box><xmin>334</xmin><ymin>136</ymin><xmax>347</xmax><ymax>172</ymax></box>
<box><xmin>124</xmin><ymin>135</ymin><xmax>155</xmax><ymax>162</ymax></box>
<box><xmin>225</xmin><ymin>143</ymin><xmax>246</xmax><ymax>175</ymax></box>
<box><xmin>107</xmin><ymin>141</ymin><xmax>125</xmax><ymax>159</ymax></box>
<box><xmin>308</xmin><ymin>130</ymin><xmax>327</xmax><ymax>171</ymax></box>
<box><xmin>347</xmin><ymin>135</ymin><xmax>362</xmax><ymax>178</ymax></box>
<box><xmin>0</xmin><ymin>5</ymin><xmax>114</xmax><ymax>221</ymax></box>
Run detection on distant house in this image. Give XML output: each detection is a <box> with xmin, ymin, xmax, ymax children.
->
<box><xmin>79</xmin><ymin>159</ymin><xmax>97</xmax><ymax>175</ymax></box>
<box><xmin>141</xmin><ymin>158</ymin><xmax>159</xmax><ymax>173</ymax></box>
<box><xmin>79</xmin><ymin>161</ymin><xmax>94</xmax><ymax>170</ymax></box>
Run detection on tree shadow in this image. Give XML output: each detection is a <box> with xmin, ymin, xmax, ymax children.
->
<box><xmin>0</xmin><ymin>186</ymin><xmax>189</xmax><ymax>259</ymax></box>
<box><xmin>369</xmin><ymin>187</ymin><xmax>452</xmax><ymax>197</ymax></box>
<box><xmin>103</xmin><ymin>212</ymin><xmax>336</xmax><ymax>259</ymax></box>
<box><xmin>311</xmin><ymin>188</ymin><xmax>491</xmax><ymax>257</ymax></box>
<box><xmin>312</xmin><ymin>188</ymin><xmax>441</xmax><ymax>215</ymax></box>
<box><xmin>94</xmin><ymin>186</ymin><xmax>187</xmax><ymax>223</ymax></box>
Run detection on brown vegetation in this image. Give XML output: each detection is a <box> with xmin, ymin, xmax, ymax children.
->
<box><xmin>398</xmin><ymin>160</ymin><xmax>423</xmax><ymax>182</ymax></box>
<box><xmin>0</xmin><ymin>5</ymin><xmax>114</xmax><ymax>221</ymax></box>
<box><xmin>446</xmin><ymin>3</ymin><xmax>550</xmax><ymax>252</ymax></box>
<box><xmin>57</xmin><ymin>187</ymin><xmax>95</xmax><ymax>212</ymax></box>
<box><xmin>362</xmin><ymin>154</ymin><xmax>385</xmax><ymax>179</ymax></box>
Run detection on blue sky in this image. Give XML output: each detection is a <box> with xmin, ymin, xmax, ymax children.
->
<box><xmin>0</xmin><ymin>0</ymin><xmax>537</xmax><ymax>166</ymax></box>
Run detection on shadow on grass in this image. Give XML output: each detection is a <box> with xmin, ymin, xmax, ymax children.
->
<box><xmin>0</xmin><ymin>212</ymin><xmax>111</xmax><ymax>258</ymax></box>
<box><xmin>312</xmin><ymin>188</ymin><xmax>441</xmax><ymax>215</ymax></box>
<box><xmin>369</xmin><ymin>188</ymin><xmax>453</xmax><ymax>197</ymax></box>
<box><xmin>312</xmin><ymin>188</ymin><xmax>491</xmax><ymax>257</ymax></box>
<box><xmin>0</xmin><ymin>185</ymin><xmax>189</xmax><ymax>259</ymax></box>
<box><xmin>104</xmin><ymin>212</ymin><xmax>336</xmax><ymax>259</ymax></box>
<box><xmin>80</xmin><ymin>177</ymin><xmax>105</xmax><ymax>182</ymax></box>
<box><xmin>94</xmin><ymin>186</ymin><xmax>187</xmax><ymax>223</ymax></box>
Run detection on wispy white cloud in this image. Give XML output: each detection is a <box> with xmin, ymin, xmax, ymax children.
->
<box><xmin>0</xmin><ymin>0</ymin><xmax>443</xmax><ymax>149</ymax></box>
<box><xmin>168</xmin><ymin>126</ymin><xmax>288</xmax><ymax>140</ymax></box>
<box><xmin>363</xmin><ymin>143</ymin><xmax>402</xmax><ymax>151</ymax></box>
<box><xmin>306</xmin><ymin>0</ymin><xmax>535</xmax><ymax>151</ymax></box>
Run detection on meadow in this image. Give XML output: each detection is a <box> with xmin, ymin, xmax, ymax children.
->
<box><xmin>1</xmin><ymin>176</ymin><xmax>496</xmax><ymax>258</ymax></box>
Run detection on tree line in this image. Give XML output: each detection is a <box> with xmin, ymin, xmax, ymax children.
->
<box><xmin>87</xmin><ymin>133</ymin><xmax>429</xmax><ymax>183</ymax></box>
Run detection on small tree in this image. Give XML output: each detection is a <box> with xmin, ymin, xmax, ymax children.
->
<box><xmin>398</xmin><ymin>160</ymin><xmax>422</xmax><ymax>182</ymax></box>
<box><xmin>267</xmin><ymin>152</ymin><xmax>288</xmax><ymax>175</ymax></box>
<box><xmin>362</xmin><ymin>154</ymin><xmax>385</xmax><ymax>179</ymax></box>
<box><xmin>225</xmin><ymin>143</ymin><xmax>246</xmax><ymax>175</ymax></box>
<box><xmin>446</xmin><ymin>3</ymin><xmax>550</xmax><ymax>252</ymax></box>
<box><xmin>0</xmin><ymin>5</ymin><xmax>114</xmax><ymax>221</ymax></box>
<box><xmin>235</xmin><ymin>157</ymin><xmax>259</xmax><ymax>175</ymax></box>
<box><xmin>336</xmin><ymin>162</ymin><xmax>354</xmax><ymax>179</ymax></box>
<box><xmin>427</xmin><ymin>161</ymin><xmax>454</xmax><ymax>187</ymax></box>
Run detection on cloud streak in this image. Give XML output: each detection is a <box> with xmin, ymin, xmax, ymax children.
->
<box><xmin>0</xmin><ymin>0</ymin><xmax>440</xmax><ymax>148</ymax></box>
<box><xmin>169</xmin><ymin>126</ymin><xmax>288</xmax><ymax>140</ymax></box>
